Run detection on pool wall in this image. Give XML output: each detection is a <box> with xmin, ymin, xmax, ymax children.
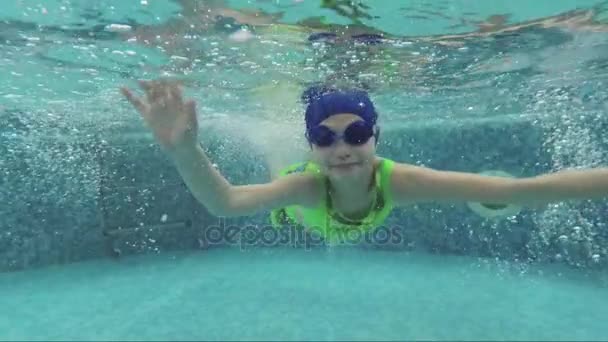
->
<box><xmin>1</xmin><ymin>109</ymin><xmax>607</xmax><ymax>272</ymax></box>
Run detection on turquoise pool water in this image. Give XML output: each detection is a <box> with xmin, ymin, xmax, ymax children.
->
<box><xmin>2</xmin><ymin>0</ymin><xmax>608</xmax><ymax>340</ymax></box>
<box><xmin>2</xmin><ymin>247</ymin><xmax>608</xmax><ymax>341</ymax></box>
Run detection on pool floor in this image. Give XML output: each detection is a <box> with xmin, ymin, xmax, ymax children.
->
<box><xmin>1</xmin><ymin>246</ymin><xmax>607</xmax><ymax>341</ymax></box>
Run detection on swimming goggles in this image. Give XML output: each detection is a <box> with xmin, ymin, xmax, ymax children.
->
<box><xmin>307</xmin><ymin>120</ymin><xmax>375</xmax><ymax>147</ymax></box>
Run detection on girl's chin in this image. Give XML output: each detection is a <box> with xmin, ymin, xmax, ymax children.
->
<box><xmin>328</xmin><ymin>162</ymin><xmax>363</xmax><ymax>174</ymax></box>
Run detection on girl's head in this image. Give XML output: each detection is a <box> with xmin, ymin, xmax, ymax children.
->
<box><xmin>302</xmin><ymin>85</ymin><xmax>380</xmax><ymax>180</ymax></box>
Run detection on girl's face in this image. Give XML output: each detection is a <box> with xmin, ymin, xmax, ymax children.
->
<box><xmin>309</xmin><ymin>113</ymin><xmax>377</xmax><ymax>181</ymax></box>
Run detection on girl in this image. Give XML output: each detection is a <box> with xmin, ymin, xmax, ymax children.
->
<box><xmin>121</xmin><ymin>80</ymin><xmax>608</xmax><ymax>244</ymax></box>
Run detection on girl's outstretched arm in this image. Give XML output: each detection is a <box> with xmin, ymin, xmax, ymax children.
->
<box><xmin>121</xmin><ymin>79</ymin><xmax>320</xmax><ymax>217</ymax></box>
<box><xmin>390</xmin><ymin>163</ymin><xmax>608</xmax><ymax>206</ymax></box>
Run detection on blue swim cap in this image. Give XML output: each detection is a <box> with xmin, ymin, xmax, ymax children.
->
<box><xmin>302</xmin><ymin>85</ymin><xmax>377</xmax><ymax>133</ymax></box>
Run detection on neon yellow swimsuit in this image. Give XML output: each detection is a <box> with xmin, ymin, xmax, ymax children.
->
<box><xmin>270</xmin><ymin>158</ymin><xmax>395</xmax><ymax>244</ymax></box>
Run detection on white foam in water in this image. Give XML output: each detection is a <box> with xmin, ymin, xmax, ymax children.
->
<box><xmin>0</xmin><ymin>248</ymin><xmax>607</xmax><ymax>340</ymax></box>
<box><xmin>104</xmin><ymin>24</ymin><xmax>132</xmax><ymax>33</ymax></box>
<box><xmin>208</xmin><ymin>113</ymin><xmax>309</xmax><ymax>177</ymax></box>
<box><xmin>229</xmin><ymin>29</ymin><xmax>255</xmax><ymax>43</ymax></box>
